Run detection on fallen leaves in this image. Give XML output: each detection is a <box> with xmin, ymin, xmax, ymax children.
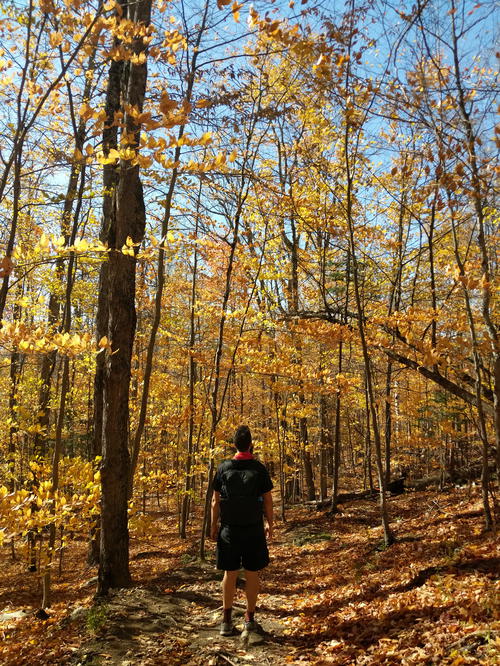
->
<box><xmin>0</xmin><ymin>488</ymin><xmax>498</xmax><ymax>665</ymax></box>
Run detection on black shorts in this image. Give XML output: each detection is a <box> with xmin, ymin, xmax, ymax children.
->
<box><xmin>216</xmin><ymin>523</ymin><xmax>270</xmax><ymax>572</ymax></box>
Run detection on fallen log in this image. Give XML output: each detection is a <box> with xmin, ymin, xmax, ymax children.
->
<box><xmin>305</xmin><ymin>477</ymin><xmax>407</xmax><ymax>510</ymax></box>
<box><xmin>407</xmin><ymin>463</ymin><xmax>496</xmax><ymax>490</ymax></box>
<box><xmin>299</xmin><ymin>489</ymin><xmax>377</xmax><ymax>511</ymax></box>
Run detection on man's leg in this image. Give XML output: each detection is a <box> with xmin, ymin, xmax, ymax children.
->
<box><xmin>243</xmin><ymin>569</ymin><xmax>259</xmax><ymax>622</ymax></box>
<box><xmin>222</xmin><ymin>570</ymin><xmax>239</xmax><ymax>623</ymax></box>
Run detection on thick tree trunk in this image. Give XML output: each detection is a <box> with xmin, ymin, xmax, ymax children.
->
<box><xmin>89</xmin><ymin>48</ymin><xmax>123</xmax><ymax>568</ymax></box>
<box><xmin>99</xmin><ymin>173</ymin><xmax>145</xmax><ymax>591</ymax></box>
<box><xmin>97</xmin><ymin>0</ymin><xmax>151</xmax><ymax>595</ymax></box>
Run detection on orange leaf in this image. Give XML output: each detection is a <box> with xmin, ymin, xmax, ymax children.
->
<box><xmin>0</xmin><ymin>256</ymin><xmax>14</xmax><ymax>278</ymax></box>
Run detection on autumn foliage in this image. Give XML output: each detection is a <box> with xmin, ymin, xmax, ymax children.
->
<box><xmin>0</xmin><ymin>0</ymin><xmax>498</xmax><ymax>662</ymax></box>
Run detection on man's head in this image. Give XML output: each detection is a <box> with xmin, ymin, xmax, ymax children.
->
<box><xmin>234</xmin><ymin>425</ymin><xmax>252</xmax><ymax>452</ymax></box>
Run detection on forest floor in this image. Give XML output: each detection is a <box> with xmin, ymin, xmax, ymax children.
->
<box><xmin>0</xmin><ymin>485</ymin><xmax>499</xmax><ymax>665</ymax></box>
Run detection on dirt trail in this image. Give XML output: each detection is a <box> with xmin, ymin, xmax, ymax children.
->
<box><xmin>72</xmin><ymin>560</ymin><xmax>289</xmax><ymax>666</ymax></box>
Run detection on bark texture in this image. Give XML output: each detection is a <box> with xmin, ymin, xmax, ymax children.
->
<box><xmin>97</xmin><ymin>0</ymin><xmax>151</xmax><ymax>594</ymax></box>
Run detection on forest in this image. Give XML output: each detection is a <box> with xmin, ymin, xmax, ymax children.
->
<box><xmin>0</xmin><ymin>0</ymin><xmax>498</xmax><ymax>663</ymax></box>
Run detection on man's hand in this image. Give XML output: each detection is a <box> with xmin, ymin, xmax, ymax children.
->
<box><xmin>263</xmin><ymin>491</ymin><xmax>273</xmax><ymax>543</ymax></box>
<box><xmin>211</xmin><ymin>491</ymin><xmax>220</xmax><ymax>542</ymax></box>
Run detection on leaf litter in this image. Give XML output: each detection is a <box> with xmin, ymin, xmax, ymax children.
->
<box><xmin>0</xmin><ymin>486</ymin><xmax>498</xmax><ymax>665</ymax></box>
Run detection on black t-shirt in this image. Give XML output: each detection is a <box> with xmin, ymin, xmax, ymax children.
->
<box><xmin>213</xmin><ymin>458</ymin><xmax>273</xmax><ymax>526</ymax></box>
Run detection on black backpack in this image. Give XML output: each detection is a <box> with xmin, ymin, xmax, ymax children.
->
<box><xmin>217</xmin><ymin>460</ymin><xmax>265</xmax><ymax>526</ymax></box>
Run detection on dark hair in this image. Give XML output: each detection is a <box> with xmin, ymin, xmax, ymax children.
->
<box><xmin>234</xmin><ymin>425</ymin><xmax>252</xmax><ymax>451</ymax></box>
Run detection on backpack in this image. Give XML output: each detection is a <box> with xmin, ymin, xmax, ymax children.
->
<box><xmin>217</xmin><ymin>461</ymin><xmax>265</xmax><ymax>526</ymax></box>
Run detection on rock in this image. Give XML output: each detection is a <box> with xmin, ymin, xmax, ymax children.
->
<box><xmin>0</xmin><ymin>609</ymin><xmax>28</xmax><ymax>622</ymax></box>
<box><xmin>80</xmin><ymin>576</ymin><xmax>98</xmax><ymax>589</ymax></box>
<box><xmin>240</xmin><ymin>628</ymin><xmax>265</xmax><ymax>646</ymax></box>
<box><xmin>70</xmin><ymin>606</ymin><xmax>88</xmax><ymax>623</ymax></box>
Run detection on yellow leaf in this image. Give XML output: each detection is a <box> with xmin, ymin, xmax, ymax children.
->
<box><xmin>232</xmin><ymin>1</ymin><xmax>242</xmax><ymax>21</ymax></box>
<box><xmin>79</xmin><ymin>103</ymin><xmax>94</xmax><ymax>121</ymax></box>
<box><xmin>49</xmin><ymin>32</ymin><xmax>63</xmax><ymax>48</ymax></box>
<box><xmin>200</xmin><ymin>131</ymin><xmax>212</xmax><ymax>145</ymax></box>
<box><xmin>121</xmin><ymin>246</ymin><xmax>134</xmax><ymax>256</ymax></box>
<box><xmin>96</xmin><ymin>148</ymin><xmax>120</xmax><ymax>165</ymax></box>
<box><xmin>119</xmin><ymin>147</ymin><xmax>136</xmax><ymax>161</ymax></box>
<box><xmin>75</xmin><ymin>238</ymin><xmax>89</xmax><ymax>252</ymax></box>
<box><xmin>214</xmin><ymin>152</ymin><xmax>226</xmax><ymax>166</ymax></box>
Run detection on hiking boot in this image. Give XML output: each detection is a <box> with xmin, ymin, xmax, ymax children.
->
<box><xmin>241</xmin><ymin>620</ymin><xmax>265</xmax><ymax>645</ymax></box>
<box><xmin>220</xmin><ymin>621</ymin><xmax>234</xmax><ymax>636</ymax></box>
<box><xmin>243</xmin><ymin>619</ymin><xmax>263</xmax><ymax>634</ymax></box>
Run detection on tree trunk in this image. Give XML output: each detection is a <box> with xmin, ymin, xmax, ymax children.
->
<box><xmin>449</xmin><ymin>196</ymin><xmax>493</xmax><ymax>529</ymax></box>
<box><xmin>319</xmin><ymin>392</ymin><xmax>328</xmax><ymax>502</ymax></box>
<box><xmin>199</xmin><ymin>212</ymin><xmax>241</xmax><ymax>559</ymax></box>
<box><xmin>341</xmin><ymin>11</ymin><xmax>393</xmax><ymax>545</ymax></box>
<box><xmin>89</xmin><ymin>43</ymin><xmax>123</xmax><ymax>567</ymax></box>
<box><xmin>300</xmin><ymin>412</ymin><xmax>315</xmax><ymax>501</ymax></box>
<box><xmin>8</xmin><ymin>296</ymin><xmax>24</xmax><ymax>492</ymax></box>
<box><xmin>180</xmin><ymin>186</ymin><xmax>201</xmax><ymax>538</ymax></box>
<box><xmin>449</xmin><ymin>1</ymin><xmax>499</xmax><ymax>485</ymax></box>
<box><xmin>97</xmin><ymin>0</ymin><xmax>151</xmax><ymax>595</ymax></box>
<box><xmin>331</xmin><ymin>253</ymin><xmax>350</xmax><ymax>511</ymax></box>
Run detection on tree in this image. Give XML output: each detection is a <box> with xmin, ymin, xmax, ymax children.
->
<box><xmin>97</xmin><ymin>0</ymin><xmax>152</xmax><ymax>594</ymax></box>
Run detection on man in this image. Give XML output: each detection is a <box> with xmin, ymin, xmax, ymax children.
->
<box><xmin>210</xmin><ymin>425</ymin><xmax>273</xmax><ymax>637</ymax></box>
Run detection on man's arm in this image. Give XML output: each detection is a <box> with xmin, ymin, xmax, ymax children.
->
<box><xmin>263</xmin><ymin>490</ymin><xmax>273</xmax><ymax>541</ymax></box>
<box><xmin>210</xmin><ymin>490</ymin><xmax>220</xmax><ymax>541</ymax></box>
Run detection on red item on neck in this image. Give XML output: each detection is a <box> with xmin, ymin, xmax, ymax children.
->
<box><xmin>233</xmin><ymin>451</ymin><xmax>253</xmax><ymax>460</ymax></box>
